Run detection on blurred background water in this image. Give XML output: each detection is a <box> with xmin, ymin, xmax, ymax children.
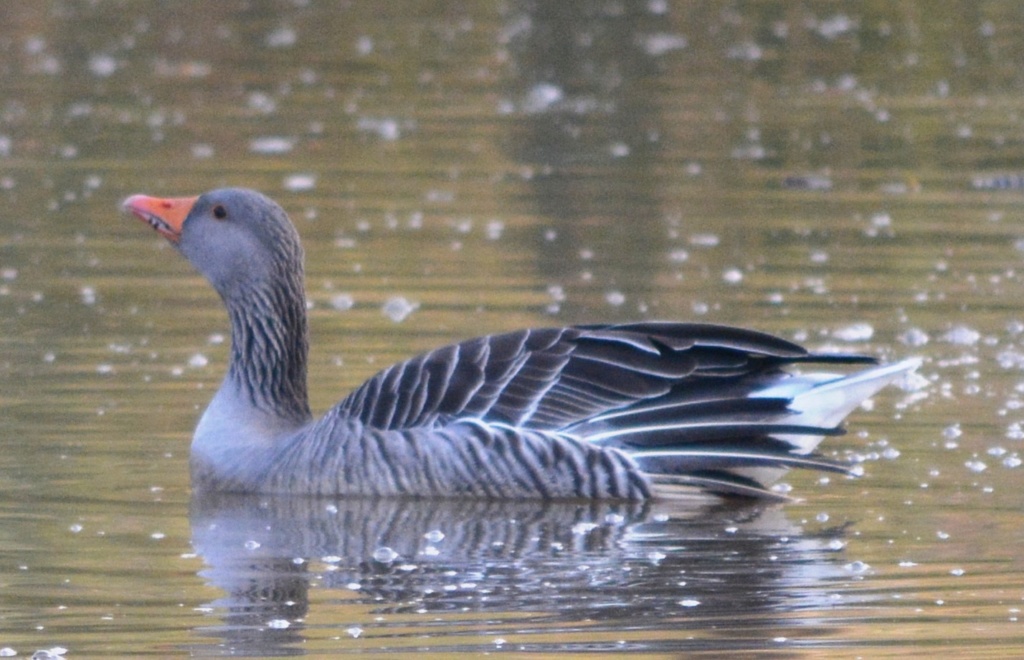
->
<box><xmin>2</xmin><ymin>0</ymin><xmax>1024</xmax><ymax>655</ymax></box>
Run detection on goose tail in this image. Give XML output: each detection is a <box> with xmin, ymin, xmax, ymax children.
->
<box><xmin>621</xmin><ymin>357</ymin><xmax>923</xmax><ymax>500</ymax></box>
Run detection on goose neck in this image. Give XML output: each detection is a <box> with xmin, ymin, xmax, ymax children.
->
<box><xmin>224</xmin><ymin>280</ymin><xmax>312</xmax><ymax>425</ymax></box>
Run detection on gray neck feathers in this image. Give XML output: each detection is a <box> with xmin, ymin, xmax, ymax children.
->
<box><xmin>223</xmin><ymin>241</ymin><xmax>312</xmax><ymax>425</ymax></box>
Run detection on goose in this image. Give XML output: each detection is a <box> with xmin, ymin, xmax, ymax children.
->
<box><xmin>122</xmin><ymin>188</ymin><xmax>919</xmax><ymax>500</ymax></box>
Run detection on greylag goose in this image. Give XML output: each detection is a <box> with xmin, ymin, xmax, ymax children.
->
<box><xmin>123</xmin><ymin>188</ymin><xmax>919</xmax><ymax>500</ymax></box>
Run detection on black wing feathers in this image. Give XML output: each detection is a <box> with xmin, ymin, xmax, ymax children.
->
<box><xmin>336</xmin><ymin>322</ymin><xmax>873</xmax><ymax>433</ymax></box>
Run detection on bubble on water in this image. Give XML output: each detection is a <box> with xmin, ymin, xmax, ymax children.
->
<box><xmin>844</xmin><ymin>560</ymin><xmax>871</xmax><ymax>574</ymax></box>
<box><xmin>1002</xmin><ymin>455</ymin><xmax>1022</xmax><ymax>468</ymax></box>
<box><xmin>571</xmin><ymin>522</ymin><xmax>599</xmax><ymax>535</ymax></box>
<box><xmin>647</xmin><ymin>551</ymin><xmax>666</xmax><ymax>564</ymax></box>
<box><xmin>89</xmin><ymin>53</ymin><xmax>118</xmax><ymax>77</ymax></box>
<box><xmin>995</xmin><ymin>348</ymin><xmax>1024</xmax><ymax>370</ymax></box>
<box><xmin>609</xmin><ymin>142</ymin><xmax>630</xmax><ymax>158</ymax></box>
<box><xmin>423</xmin><ymin>529</ymin><xmax>445</xmax><ymax>543</ymax></box>
<box><xmin>485</xmin><ymin>219</ymin><xmax>504</xmax><ymax>240</ymax></box>
<box><xmin>814</xmin><ymin>14</ymin><xmax>856</xmax><ymax>39</ymax></box>
<box><xmin>603</xmin><ymin>513</ymin><xmax>625</xmax><ymax>525</ymax></box>
<box><xmin>381</xmin><ymin>296</ymin><xmax>418</xmax><ymax>323</ymax></box>
<box><xmin>283</xmin><ymin>173</ymin><xmax>316</xmax><ymax>192</ymax></box>
<box><xmin>80</xmin><ymin>286</ymin><xmax>97</xmax><ymax>305</ymax></box>
<box><xmin>964</xmin><ymin>459</ymin><xmax>987</xmax><ymax>473</ymax></box>
<box><xmin>265</xmin><ymin>26</ymin><xmax>297</xmax><ymax>48</ymax></box>
<box><xmin>690</xmin><ymin>233</ymin><xmax>719</xmax><ymax>247</ymax></box>
<box><xmin>678</xmin><ymin>598</ymin><xmax>701</xmax><ymax>607</ymax></box>
<box><xmin>639</xmin><ymin>33</ymin><xmax>688</xmax><ymax>56</ymax></box>
<box><xmin>330</xmin><ymin>294</ymin><xmax>354</xmax><ymax>311</ymax></box>
<box><xmin>523</xmin><ymin>83</ymin><xmax>563</xmax><ymax>113</ymax></box>
<box><xmin>356</xmin><ymin>117</ymin><xmax>401</xmax><ymax>140</ymax></box>
<box><xmin>864</xmin><ymin>211</ymin><xmax>893</xmax><ymax>237</ymax></box>
<box><xmin>372</xmin><ymin>546</ymin><xmax>399</xmax><ymax>563</ymax></box>
<box><xmin>191</xmin><ymin>144</ymin><xmax>215</xmax><ymax>159</ymax></box>
<box><xmin>188</xmin><ymin>353</ymin><xmax>208</xmax><ymax>368</ymax></box>
<box><xmin>346</xmin><ymin>626</ymin><xmax>363</xmax><ymax>638</ymax></box>
<box><xmin>668</xmin><ymin>248</ymin><xmax>689</xmax><ymax>263</ymax></box>
<box><xmin>648</xmin><ymin>0</ymin><xmax>669</xmax><ymax>14</ymax></box>
<box><xmin>941</xmin><ymin>325</ymin><xmax>980</xmax><ymax>346</ymax></box>
<box><xmin>605</xmin><ymin>290</ymin><xmax>625</xmax><ymax>306</ymax></box>
<box><xmin>898</xmin><ymin>327</ymin><xmax>929</xmax><ymax>347</ymax></box>
<box><xmin>250</xmin><ymin>136</ymin><xmax>295</xmax><ymax>154</ymax></box>
<box><xmin>248</xmin><ymin>92</ymin><xmax>277</xmax><ymax>114</ymax></box>
<box><xmin>833</xmin><ymin>322</ymin><xmax>874</xmax><ymax>342</ymax></box>
<box><xmin>722</xmin><ymin>267</ymin><xmax>743</xmax><ymax>284</ymax></box>
<box><xmin>267</xmin><ymin>618</ymin><xmax>291</xmax><ymax>629</ymax></box>
<box><xmin>355</xmin><ymin>35</ymin><xmax>374</xmax><ymax>56</ymax></box>
<box><xmin>726</xmin><ymin>41</ymin><xmax>763</xmax><ymax>61</ymax></box>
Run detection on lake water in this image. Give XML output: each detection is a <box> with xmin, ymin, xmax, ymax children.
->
<box><xmin>2</xmin><ymin>1</ymin><xmax>1024</xmax><ymax>656</ymax></box>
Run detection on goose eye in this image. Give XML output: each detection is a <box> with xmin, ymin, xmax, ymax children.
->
<box><xmin>212</xmin><ymin>205</ymin><xmax>228</xmax><ymax>220</ymax></box>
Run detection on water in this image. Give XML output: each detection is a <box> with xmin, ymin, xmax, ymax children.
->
<box><xmin>2</xmin><ymin>1</ymin><xmax>1024</xmax><ymax>655</ymax></box>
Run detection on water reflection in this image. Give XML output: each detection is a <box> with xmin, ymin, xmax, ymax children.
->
<box><xmin>503</xmin><ymin>1</ymin><xmax>672</xmax><ymax>314</ymax></box>
<box><xmin>190</xmin><ymin>494</ymin><xmax>852</xmax><ymax>654</ymax></box>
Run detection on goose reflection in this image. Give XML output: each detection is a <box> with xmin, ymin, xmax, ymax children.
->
<box><xmin>188</xmin><ymin>494</ymin><xmax>854</xmax><ymax>655</ymax></box>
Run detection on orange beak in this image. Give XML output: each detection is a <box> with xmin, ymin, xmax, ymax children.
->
<box><xmin>122</xmin><ymin>194</ymin><xmax>198</xmax><ymax>243</ymax></box>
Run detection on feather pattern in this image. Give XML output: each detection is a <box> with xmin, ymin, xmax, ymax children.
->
<box><xmin>123</xmin><ymin>188</ymin><xmax>920</xmax><ymax>501</ymax></box>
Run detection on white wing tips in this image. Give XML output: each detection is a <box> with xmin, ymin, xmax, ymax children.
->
<box><xmin>758</xmin><ymin>356</ymin><xmax>921</xmax><ymax>459</ymax></box>
<box><xmin>789</xmin><ymin>357</ymin><xmax>922</xmax><ymax>425</ymax></box>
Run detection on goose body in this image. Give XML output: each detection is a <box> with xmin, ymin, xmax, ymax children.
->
<box><xmin>123</xmin><ymin>188</ymin><xmax>918</xmax><ymax>500</ymax></box>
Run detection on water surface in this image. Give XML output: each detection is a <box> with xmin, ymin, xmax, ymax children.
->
<box><xmin>2</xmin><ymin>1</ymin><xmax>1024</xmax><ymax>656</ymax></box>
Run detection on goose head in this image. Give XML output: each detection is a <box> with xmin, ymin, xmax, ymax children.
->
<box><xmin>122</xmin><ymin>187</ymin><xmax>304</xmax><ymax>305</ymax></box>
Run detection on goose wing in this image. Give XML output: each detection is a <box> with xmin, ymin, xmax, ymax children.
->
<box><xmin>333</xmin><ymin>322</ymin><xmax>875</xmax><ymax>432</ymax></box>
